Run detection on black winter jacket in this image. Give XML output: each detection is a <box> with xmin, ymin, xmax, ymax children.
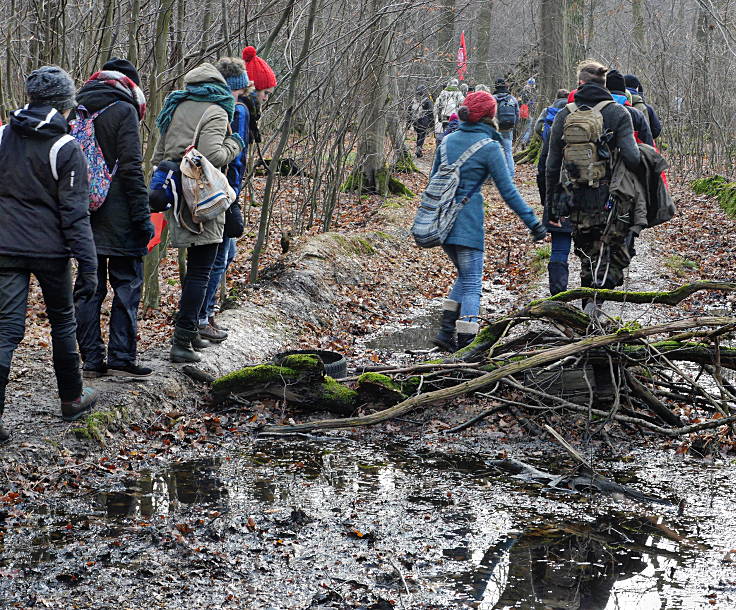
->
<box><xmin>76</xmin><ymin>82</ymin><xmax>153</xmax><ymax>257</ymax></box>
<box><xmin>545</xmin><ymin>84</ymin><xmax>641</xmax><ymax>215</ymax></box>
<box><xmin>0</xmin><ymin>104</ymin><xmax>96</xmax><ymax>272</ymax></box>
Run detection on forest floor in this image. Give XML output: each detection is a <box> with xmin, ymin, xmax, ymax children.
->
<box><xmin>1</xmin><ymin>152</ymin><xmax>736</xmax><ymax>608</ymax></box>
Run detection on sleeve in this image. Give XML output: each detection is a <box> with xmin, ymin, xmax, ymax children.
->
<box><xmin>226</xmin><ymin>104</ymin><xmax>249</xmax><ymax>194</ymax></box>
<box><xmin>634</xmin><ymin>109</ymin><xmax>654</xmax><ymax>146</ymax></box>
<box><xmin>647</xmin><ymin>105</ymin><xmax>662</xmax><ymax>139</ymax></box>
<box><xmin>487</xmin><ymin>144</ymin><xmax>540</xmax><ymax>229</ymax></box>
<box><xmin>114</xmin><ymin>104</ymin><xmax>151</xmax><ymax>226</ymax></box>
<box><xmin>534</xmin><ymin>107</ymin><xmax>547</xmax><ymax>137</ymax></box>
<box><xmin>56</xmin><ymin>144</ymin><xmax>97</xmax><ymax>273</ymax></box>
<box><xmin>613</xmin><ymin>107</ymin><xmax>641</xmax><ymax>170</ymax></box>
<box><xmin>430</xmin><ymin>145</ymin><xmax>441</xmax><ymax>176</ymax></box>
<box><xmin>197</xmin><ymin>107</ymin><xmax>243</xmax><ymax>169</ymax></box>
<box><xmin>544</xmin><ymin>109</ymin><xmax>567</xmax><ymax>207</ymax></box>
<box><xmin>152</xmin><ymin>129</ymin><xmax>165</xmax><ymax>165</ymax></box>
<box><xmin>513</xmin><ymin>96</ymin><xmax>520</xmax><ymax>122</ymax></box>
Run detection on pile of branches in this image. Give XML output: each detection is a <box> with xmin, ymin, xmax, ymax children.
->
<box><xmin>258</xmin><ymin>281</ymin><xmax>736</xmax><ymax>445</ymax></box>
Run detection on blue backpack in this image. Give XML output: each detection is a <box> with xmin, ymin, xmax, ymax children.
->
<box><xmin>495</xmin><ymin>93</ymin><xmax>518</xmax><ymax>130</ymax></box>
<box><xmin>541</xmin><ymin>105</ymin><xmax>562</xmax><ymax>142</ymax></box>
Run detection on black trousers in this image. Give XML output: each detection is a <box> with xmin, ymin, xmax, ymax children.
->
<box><xmin>75</xmin><ymin>255</ymin><xmax>143</xmax><ymax>369</ymax></box>
<box><xmin>0</xmin><ymin>262</ymin><xmax>82</xmax><ymax>409</ymax></box>
<box><xmin>177</xmin><ymin>244</ymin><xmax>219</xmax><ymax>331</ymax></box>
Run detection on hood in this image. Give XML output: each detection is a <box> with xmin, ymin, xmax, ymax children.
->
<box><xmin>76</xmin><ymin>80</ymin><xmax>133</xmax><ymax>113</ymax></box>
<box><xmin>627</xmin><ymin>87</ymin><xmax>646</xmax><ymax>102</ymax></box>
<box><xmin>458</xmin><ymin>120</ymin><xmax>494</xmax><ymax>135</ymax></box>
<box><xmin>494</xmin><ymin>86</ymin><xmax>510</xmax><ymax>95</ymax></box>
<box><xmin>552</xmin><ymin>98</ymin><xmax>568</xmax><ymax>109</ymax></box>
<box><xmin>9</xmin><ymin>103</ymin><xmax>69</xmax><ymax>139</ymax></box>
<box><xmin>573</xmin><ymin>83</ymin><xmax>613</xmax><ymax>107</ymax></box>
<box><xmin>184</xmin><ymin>63</ymin><xmax>228</xmax><ymax>87</ymax></box>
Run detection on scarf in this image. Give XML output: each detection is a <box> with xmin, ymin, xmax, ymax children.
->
<box><xmin>84</xmin><ymin>70</ymin><xmax>146</xmax><ymax>120</ymax></box>
<box><xmin>156</xmin><ymin>82</ymin><xmax>235</xmax><ymax>136</ymax></box>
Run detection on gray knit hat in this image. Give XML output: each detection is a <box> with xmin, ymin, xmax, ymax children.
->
<box><xmin>26</xmin><ymin>66</ymin><xmax>76</xmax><ymax>112</ymax></box>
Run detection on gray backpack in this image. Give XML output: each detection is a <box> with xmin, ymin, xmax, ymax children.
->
<box><xmin>411</xmin><ymin>137</ymin><xmax>493</xmax><ymax>248</ymax></box>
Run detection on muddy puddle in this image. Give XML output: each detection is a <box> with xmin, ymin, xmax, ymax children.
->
<box><xmin>2</xmin><ymin>438</ymin><xmax>733</xmax><ymax>608</ymax></box>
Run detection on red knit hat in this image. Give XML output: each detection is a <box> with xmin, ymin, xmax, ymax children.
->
<box><xmin>457</xmin><ymin>91</ymin><xmax>497</xmax><ymax>123</ymax></box>
<box><xmin>241</xmin><ymin>46</ymin><xmax>277</xmax><ymax>91</ymax></box>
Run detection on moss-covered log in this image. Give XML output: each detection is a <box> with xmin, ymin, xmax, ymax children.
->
<box><xmin>513</xmin><ymin>133</ymin><xmax>542</xmax><ymax>165</ymax></box>
<box><xmin>692</xmin><ymin>175</ymin><xmax>736</xmax><ymax>218</ymax></box>
<box><xmin>341</xmin><ymin>166</ymin><xmax>414</xmax><ymax>197</ymax></box>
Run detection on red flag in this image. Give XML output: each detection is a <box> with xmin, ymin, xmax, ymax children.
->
<box><xmin>457</xmin><ymin>31</ymin><xmax>467</xmax><ymax>81</ymax></box>
<box><xmin>147</xmin><ymin>213</ymin><xmax>167</xmax><ymax>252</ymax></box>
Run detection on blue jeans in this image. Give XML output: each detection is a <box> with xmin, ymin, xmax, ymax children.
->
<box><xmin>198</xmin><ymin>238</ymin><xmax>236</xmax><ymax>325</ymax></box>
<box><xmin>550</xmin><ymin>231</ymin><xmax>572</xmax><ymax>263</ymax></box>
<box><xmin>499</xmin><ymin>130</ymin><xmax>515</xmax><ymax>178</ymax></box>
<box><xmin>442</xmin><ymin>245</ymin><xmax>484</xmax><ymax>323</ymax></box>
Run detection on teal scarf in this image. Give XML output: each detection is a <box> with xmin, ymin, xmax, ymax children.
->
<box><xmin>156</xmin><ymin>81</ymin><xmax>235</xmax><ymax>135</ymax></box>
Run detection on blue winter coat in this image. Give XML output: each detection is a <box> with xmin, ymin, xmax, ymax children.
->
<box><xmin>227</xmin><ymin>102</ymin><xmax>249</xmax><ymax>196</ymax></box>
<box><xmin>431</xmin><ymin>121</ymin><xmax>540</xmax><ymax>250</ymax></box>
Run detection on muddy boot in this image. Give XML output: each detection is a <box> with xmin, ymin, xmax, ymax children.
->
<box><xmin>198</xmin><ymin>323</ymin><xmax>228</xmax><ymax>343</ymax></box>
<box><xmin>61</xmin><ymin>387</ymin><xmax>98</xmax><ymax>422</ymax></box>
<box><xmin>431</xmin><ymin>299</ymin><xmax>460</xmax><ymax>352</ymax></box>
<box><xmin>548</xmin><ymin>261</ymin><xmax>569</xmax><ymax>296</ymax></box>
<box><xmin>0</xmin><ymin>365</ymin><xmax>9</xmax><ymax>444</ymax></box>
<box><xmin>170</xmin><ymin>327</ymin><xmax>202</xmax><ymax>363</ymax></box>
<box><xmin>456</xmin><ymin>320</ymin><xmax>480</xmax><ymax>350</ymax></box>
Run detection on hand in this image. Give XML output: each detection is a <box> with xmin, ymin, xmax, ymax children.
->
<box><xmin>229</xmin><ymin>133</ymin><xmax>245</xmax><ymax>150</ymax></box>
<box><xmin>139</xmin><ymin>219</ymin><xmax>155</xmax><ymax>242</ymax></box>
<box><xmin>548</xmin><ymin>219</ymin><xmax>562</xmax><ymax>228</ymax></box>
<box><xmin>73</xmin><ymin>270</ymin><xmax>98</xmax><ymax>302</ymax></box>
<box><xmin>530</xmin><ymin>223</ymin><xmax>548</xmax><ymax>242</ymax></box>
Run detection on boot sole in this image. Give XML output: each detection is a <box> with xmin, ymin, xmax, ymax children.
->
<box><xmin>171</xmin><ymin>355</ymin><xmax>202</xmax><ymax>363</ymax></box>
<box><xmin>198</xmin><ymin>336</ymin><xmax>227</xmax><ymax>343</ymax></box>
<box><xmin>430</xmin><ymin>338</ymin><xmax>457</xmax><ymax>352</ymax></box>
<box><xmin>107</xmin><ymin>368</ymin><xmax>153</xmax><ymax>378</ymax></box>
<box><xmin>83</xmin><ymin>370</ymin><xmax>108</xmax><ymax>379</ymax></box>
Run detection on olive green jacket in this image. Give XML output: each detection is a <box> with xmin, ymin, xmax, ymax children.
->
<box><xmin>153</xmin><ymin>64</ymin><xmax>243</xmax><ymax>248</ymax></box>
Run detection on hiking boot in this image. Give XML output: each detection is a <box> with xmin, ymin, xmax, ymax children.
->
<box><xmin>208</xmin><ymin>316</ymin><xmax>228</xmax><ymax>332</ymax></box>
<box><xmin>431</xmin><ymin>299</ymin><xmax>460</xmax><ymax>352</ymax></box>
<box><xmin>456</xmin><ymin>320</ymin><xmax>480</xmax><ymax>350</ymax></box>
<box><xmin>83</xmin><ymin>363</ymin><xmax>108</xmax><ymax>379</ymax></box>
<box><xmin>61</xmin><ymin>387</ymin><xmax>98</xmax><ymax>422</ymax></box>
<box><xmin>548</xmin><ymin>261</ymin><xmax>569</xmax><ymax>296</ymax></box>
<box><xmin>191</xmin><ymin>332</ymin><xmax>212</xmax><ymax>351</ymax></box>
<box><xmin>198</xmin><ymin>323</ymin><xmax>228</xmax><ymax>343</ymax></box>
<box><xmin>108</xmin><ymin>363</ymin><xmax>153</xmax><ymax>378</ymax></box>
<box><xmin>170</xmin><ymin>327</ymin><xmax>201</xmax><ymax>363</ymax></box>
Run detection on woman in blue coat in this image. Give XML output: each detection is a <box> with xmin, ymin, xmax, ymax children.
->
<box><xmin>430</xmin><ymin>91</ymin><xmax>547</xmax><ymax>351</ymax></box>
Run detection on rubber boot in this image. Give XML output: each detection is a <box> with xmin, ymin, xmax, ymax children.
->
<box><xmin>0</xmin><ymin>365</ymin><xmax>9</xmax><ymax>444</ymax></box>
<box><xmin>456</xmin><ymin>320</ymin><xmax>480</xmax><ymax>350</ymax></box>
<box><xmin>431</xmin><ymin>299</ymin><xmax>460</xmax><ymax>352</ymax></box>
<box><xmin>170</xmin><ymin>327</ymin><xmax>202</xmax><ymax>363</ymax></box>
<box><xmin>548</xmin><ymin>261</ymin><xmax>569</xmax><ymax>296</ymax></box>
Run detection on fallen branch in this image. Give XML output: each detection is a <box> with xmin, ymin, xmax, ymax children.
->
<box><xmin>261</xmin><ymin>316</ymin><xmax>736</xmax><ymax>433</ymax></box>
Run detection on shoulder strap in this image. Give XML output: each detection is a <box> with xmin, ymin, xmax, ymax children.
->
<box><xmin>0</xmin><ymin>125</ymin><xmax>5</xmax><ymax>148</ymax></box>
<box><xmin>89</xmin><ymin>99</ymin><xmax>123</xmax><ymax>120</ymax></box>
<box><xmin>191</xmin><ymin>105</ymin><xmax>221</xmax><ymax>147</ymax></box>
<box><xmin>451</xmin><ymin>137</ymin><xmax>494</xmax><ymax>168</ymax></box>
<box><xmin>49</xmin><ymin>135</ymin><xmax>76</xmax><ymax>180</ymax></box>
<box><xmin>565</xmin><ymin>102</ymin><xmax>578</xmax><ymax>114</ymax></box>
<box><xmin>592</xmin><ymin>100</ymin><xmax>614</xmax><ymax>112</ymax></box>
<box><xmin>439</xmin><ymin>139</ymin><xmax>449</xmax><ymax>165</ymax></box>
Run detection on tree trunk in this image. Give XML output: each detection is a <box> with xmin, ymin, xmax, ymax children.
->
<box><xmin>539</xmin><ymin>0</ymin><xmax>565</xmax><ymax>105</ymax></box>
<box><xmin>474</xmin><ymin>1</ymin><xmax>493</xmax><ymax>85</ymax></box>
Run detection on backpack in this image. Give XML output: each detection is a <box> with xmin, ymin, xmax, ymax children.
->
<box><xmin>495</xmin><ymin>93</ymin><xmax>518</xmax><ymax>130</ymax></box>
<box><xmin>411</xmin><ymin>137</ymin><xmax>493</xmax><ymax>248</ymax></box>
<box><xmin>562</xmin><ymin>100</ymin><xmax>614</xmax><ymax>187</ymax></box>
<box><xmin>178</xmin><ymin>106</ymin><xmax>236</xmax><ymax>233</ymax></box>
<box><xmin>438</xmin><ymin>90</ymin><xmax>463</xmax><ymax>120</ymax></box>
<box><xmin>69</xmin><ymin>101</ymin><xmax>121</xmax><ymax>211</ymax></box>
<box><xmin>541</xmin><ymin>105</ymin><xmax>561</xmax><ymax>142</ymax></box>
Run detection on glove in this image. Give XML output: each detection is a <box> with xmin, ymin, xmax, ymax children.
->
<box><xmin>139</xmin><ymin>218</ymin><xmax>155</xmax><ymax>242</ymax></box>
<box><xmin>74</xmin><ymin>270</ymin><xmax>98</xmax><ymax>302</ymax></box>
<box><xmin>530</xmin><ymin>222</ymin><xmax>548</xmax><ymax>242</ymax></box>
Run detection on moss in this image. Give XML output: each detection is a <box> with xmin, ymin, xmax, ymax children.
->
<box><xmin>357</xmin><ymin>372</ymin><xmax>402</xmax><ymax>393</ymax></box>
<box><xmin>691</xmin><ymin>175</ymin><xmax>736</xmax><ymax>218</ymax></box>
<box><xmin>664</xmin><ymin>254</ymin><xmax>699</xmax><ymax>276</ymax></box>
<box><xmin>394</xmin><ymin>153</ymin><xmax>419</xmax><ymax>174</ymax></box>
<box><xmin>280</xmin><ymin>354</ymin><xmax>322</xmax><ymax>370</ymax></box>
<box><xmin>616</xmin><ymin>320</ymin><xmax>642</xmax><ymax>334</ymax></box>
<box><xmin>400</xmin><ymin>376</ymin><xmax>422</xmax><ymax>395</ymax></box>
<box><xmin>530</xmin><ymin>244</ymin><xmax>551</xmax><ymax>275</ymax></box>
<box><xmin>212</xmin><ymin>364</ymin><xmax>298</xmax><ymax>394</ymax></box>
<box><xmin>334</xmin><ymin>234</ymin><xmax>375</xmax><ymax>255</ymax></box>
<box><xmin>382</xmin><ymin>199</ymin><xmax>404</xmax><ymax>209</ymax></box>
<box><xmin>74</xmin><ymin>411</ymin><xmax>116</xmax><ymax>444</ymax></box>
<box><xmin>322</xmin><ymin>376</ymin><xmax>359</xmax><ymax>404</ymax></box>
<box><xmin>341</xmin><ymin>167</ymin><xmax>414</xmax><ymax>197</ymax></box>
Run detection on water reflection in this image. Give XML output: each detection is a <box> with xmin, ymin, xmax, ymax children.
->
<box><xmin>449</xmin><ymin>514</ymin><xmax>687</xmax><ymax>609</ymax></box>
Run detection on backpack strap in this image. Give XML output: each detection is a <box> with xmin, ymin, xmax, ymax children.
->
<box><xmin>191</xmin><ymin>105</ymin><xmax>220</xmax><ymax>147</ymax></box>
<box><xmin>450</xmin><ymin>137</ymin><xmax>495</xmax><ymax>168</ymax></box>
<box><xmin>0</xmin><ymin>125</ymin><xmax>5</xmax><ymax>148</ymax></box>
<box><xmin>592</xmin><ymin>100</ymin><xmax>615</xmax><ymax>112</ymax></box>
<box><xmin>565</xmin><ymin>102</ymin><xmax>578</xmax><ymax>114</ymax></box>
<box><xmin>89</xmin><ymin>100</ymin><xmax>123</xmax><ymax>121</ymax></box>
<box><xmin>439</xmin><ymin>139</ymin><xmax>449</xmax><ymax>166</ymax></box>
<box><xmin>49</xmin><ymin>135</ymin><xmax>76</xmax><ymax>181</ymax></box>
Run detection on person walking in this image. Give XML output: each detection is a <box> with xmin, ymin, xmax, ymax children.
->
<box><xmin>535</xmin><ymin>89</ymin><xmax>572</xmax><ymax>295</ymax></box>
<box><xmin>197</xmin><ymin>57</ymin><xmax>251</xmax><ymax>342</ymax></box>
<box><xmin>0</xmin><ymin>66</ymin><xmax>99</xmax><ymax>442</ymax></box>
<box><xmin>408</xmin><ymin>85</ymin><xmax>433</xmax><ymax>158</ymax></box>
<box><xmin>624</xmin><ymin>73</ymin><xmax>662</xmax><ymax>140</ymax></box>
<box><xmin>153</xmin><ymin>62</ymin><xmax>244</xmax><ymax>363</ymax></box>
<box><xmin>73</xmin><ymin>58</ymin><xmax>154</xmax><ymax>378</ymax></box>
<box><xmin>430</xmin><ymin>92</ymin><xmax>547</xmax><ymax>352</ymax></box>
<box><xmin>434</xmin><ymin>78</ymin><xmax>465</xmax><ymax>134</ymax></box>
<box><xmin>240</xmin><ymin>45</ymin><xmax>277</xmax><ymax>151</ymax></box>
<box><xmin>545</xmin><ymin>61</ymin><xmax>642</xmax><ymax>309</ymax></box>
<box><xmin>492</xmin><ymin>77</ymin><xmax>520</xmax><ymax>177</ymax></box>
<box><xmin>606</xmin><ymin>70</ymin><xmax>653</xmax><ymax>146</ymax></box>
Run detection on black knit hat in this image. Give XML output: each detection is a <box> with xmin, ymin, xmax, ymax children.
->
<box><xmin>624</xmin><ymin>74</ymin><xmax>642</xmax><ymax>93</ymax></box>
<box><xmin>102</xmin><ymin>57</ymin><xmax>141</xmax><ymax>86</ymax></box>
<box><xmin>26</xmin><ymin>66</ymin><xmax>76</xmax><ymax>112</ymax></box>
<box><xmin>605</xmin><ymin>69</ymin><xmax>626</xmax><ymax>94</ymax></box>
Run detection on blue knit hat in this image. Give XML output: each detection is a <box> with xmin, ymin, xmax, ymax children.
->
<box><xmin>225</xmin><ymin>72</ymin><xmax>249</xmax><ymax>91</ymax></box>
<box><xmin>216</xmin><ymin>57</ymin><xmax>250</xmax><ymax>92</ymax></box>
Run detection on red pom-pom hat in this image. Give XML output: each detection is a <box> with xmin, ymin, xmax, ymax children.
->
<box><xmin>241</xmin><ymin>46</ymin><xmax>277</xmax><ymax>91</ymax></box>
